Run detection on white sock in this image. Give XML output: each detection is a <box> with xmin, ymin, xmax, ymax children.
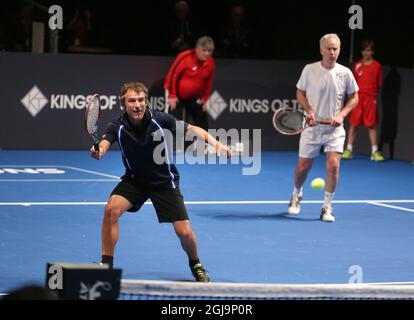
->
<box><xmin>323</xmin><ymin>192</ymin><xmax>335</xmax><ymax>208</ymax></box>
<box><xmin>372</xmin><ymin>145</ymin><xmax>378</xmax><ymax>153</ymax></box>
<box><xmin>347</xmin><ymin>144</ymin><xmax>353</xmax><ymax>151</ymax></box>
<box><xmin>293</xmin><ymin>187</ymin><xmax>303</xmax><ymax>197</ymax></box>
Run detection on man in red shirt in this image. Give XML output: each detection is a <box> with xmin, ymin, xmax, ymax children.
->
<box><xmin>164</xmin><ymin>36</ymin><xmax>215</xmax><ymax>133</ymax></box>
<box><xmin>343</xmin><ymin>40</ymin><xmax>385</xmax><ymax>161</ymax></box>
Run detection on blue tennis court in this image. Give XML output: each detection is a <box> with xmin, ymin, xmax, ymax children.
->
<box><xmin>1</xmin><ymin>150</ymin><xmax>413</xmax><ymax>294</ymax></box>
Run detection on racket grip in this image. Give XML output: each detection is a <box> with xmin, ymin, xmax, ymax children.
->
<box><xmin>93</xmin><ymin>142</ymin><xmax>99</xmax><ymax>151</ymax></box>
<box><xmin>318</xmin><ymin>120</ymin><xmax>333</xmax><ymax>125</ymax></box>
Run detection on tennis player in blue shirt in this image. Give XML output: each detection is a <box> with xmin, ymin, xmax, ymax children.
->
<box><xmin>90</xmin><ymin>82</ymin><xmax>231</xmax><ymax>282</ymax></box>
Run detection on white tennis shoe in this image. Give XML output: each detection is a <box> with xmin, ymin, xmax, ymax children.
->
<box><xmin>320</xmin><ymin>206</ymin><xmax>335</xmax><ymax>222</ymax></box>
<box><xmin>288</xmin><ymin>194</ymin><xmax>302</xmax><ymax>215</ymax></box>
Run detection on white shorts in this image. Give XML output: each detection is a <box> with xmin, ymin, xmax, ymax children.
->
<box><xmin>299</xmin><ymin>125</ymin><xmax>346</xmax><ymax>158</ymax></box>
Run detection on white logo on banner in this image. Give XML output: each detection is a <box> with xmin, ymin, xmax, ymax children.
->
<box><xmin>79</xmin><ymin>281</ymin><xmax>112</xmax><ymax>300</ymax></box>
<box><xmin>21</xmin><ymin>85</ymin><xmax>119</xmax><ymax>115</ymax></box>
<box><xmin>206</xmin><ymin>91</ymin><xmax>228</xmax><ymax>120</ymax></box>
<box><xmin>21</xmin><ymin>85</ymin><xmax>49</xmax><ymax>117</ymax></box>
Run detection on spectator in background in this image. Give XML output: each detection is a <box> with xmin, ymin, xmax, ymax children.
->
<box><xmin>8</xmin><ymin>4</ymin><xmax>33</xmax><ymax>52</ymax></box>
<box><xmin>66</xmin><ymin>5</ymin><xmax>92</xmax><ymax>50</ymax></box>
<box><xmin>167</xmin><ymin>0</ymin><xmax>200</xmax><ymax>55</ymax></box>
<box><xmin>219</xmin><ymin>4</ymin><xmax>253</xmax><ymax>59</ymax></box>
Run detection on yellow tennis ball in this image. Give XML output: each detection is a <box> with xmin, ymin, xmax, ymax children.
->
<box><xmin>311</xmin><ymin>178</ymin><xmax>325</xmax><ymax>190</ymax></box>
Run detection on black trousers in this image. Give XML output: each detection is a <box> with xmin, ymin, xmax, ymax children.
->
<box><xmin>171</xmin><ymin>98</ymin><xmax>208</xmax><ymax>131</ymax></box>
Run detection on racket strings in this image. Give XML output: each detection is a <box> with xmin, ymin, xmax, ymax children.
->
<box><xmin>276</xmin><ymin>112</ymin><xmax>305</xmax><ymax>133</ymax></box>
<box><xmin>86</xmin><ymin>99</ymin><xmax>100</xmax><ymax>134</ymax></box>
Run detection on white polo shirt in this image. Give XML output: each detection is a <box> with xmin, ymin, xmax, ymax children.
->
<box><xmin>296</xmin><ymin>61</ymin><xmax>359</xmax><ymax>121</ymax></box>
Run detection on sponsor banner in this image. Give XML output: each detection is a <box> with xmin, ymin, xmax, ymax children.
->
<box><xmin>0</xmin><ymin>53</ymin><xmax>173</xmax><ymax>149</ymax></box>
<box><xmin>0</xmin><ymin>53</ymin><xmax>413</xmax><ymax>161</ymax></box>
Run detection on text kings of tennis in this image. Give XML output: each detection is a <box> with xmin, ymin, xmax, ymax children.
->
<box><xmin>85</xmin><ymin>94</ymin><xmax>101</xmax><ymax>151</ymax></box>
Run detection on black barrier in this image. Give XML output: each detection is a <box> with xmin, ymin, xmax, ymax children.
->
<box><xmin>0</xmin><ymin>52</ymin><xmax>413</xmax><ymax>161</ymax></box>
<box><xmin>46</xmin><ymin>262</ymin><xmax>122</xmax><ymax>300</ymax></box>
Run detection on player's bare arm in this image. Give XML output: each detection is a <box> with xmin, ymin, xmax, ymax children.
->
<box><xmin>296</xmin><ymin>89</ymin><xmax>316</xmax><ymax>122</ymax></box>
<box><xmin>186</xmin><ymin>124</ymin><xmax>232</xmax><ymax>158</ymax></box>
<box><xmin>90</xmin><ymin>140</ymin><xmax>111</xmax><ymax>160</ymax></box>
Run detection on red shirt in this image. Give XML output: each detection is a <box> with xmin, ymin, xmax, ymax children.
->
<box><xmin>352</xmin><ymin>59</ymin><xmax>382</xmax><ymax>96</ymax></box>
<box><xmin>164</xmin><ymin>49</ymin><xmax>215</xmax><ymax>103</ymax></box>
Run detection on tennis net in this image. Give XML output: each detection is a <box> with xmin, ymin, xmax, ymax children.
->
<box><xmin>120</xmin><ymin>280</ymin><xmax>414</xmax><ymax>300</ymax></box>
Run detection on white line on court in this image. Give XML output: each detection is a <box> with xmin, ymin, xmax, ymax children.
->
<box><xmin>360</xmin><ymin>281</ymin><xmax>414</xmax><ymax>285</ymax></box>
<box><xmin>0</xmin><ymin>179</ymin><xmax>119</xmax><ymax>182</ymax></box>
<box><xmin>63</xmin><ymin>166</ymin><xmax>120</xmax><ymax>179</ymax></box>
<box><xmin>0</xmin><ymin>200</ymin><xmax>413</xmax><ymax>206</ymax></box>
<box><xmin>0</xmin><ymin>165</ymin><xmax>121</xmax><ymax>180</ymax></box>
<box><xmin>367</xmin><ymin>201</ymin><xmax>414</xmax><ymax>213</ymax></box>
<box><xmin>0</xmin><ymin>202</ymin><xmax>108</xmax><ymax>206</ymax></box>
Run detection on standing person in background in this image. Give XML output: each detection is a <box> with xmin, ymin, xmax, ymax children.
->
<box><xmin>220</xmin><ymin>4</ymin><xmax>253</xmax><ymax>59</ymax></box>
<box><xmin>164</xmin><ymin>36</ymin><xmax>215</xmax><ymax>135</ymax></box>
<box><xmin>9</xmin><ymin>4</ymin><xmax>33</xmax><ymax>52</ymax></box>
<box><xmin>66</xmin><ymin>5</ymin><xmax>93</xmax><ymax>50</ymax></box>
<box><xmin>342</xmin><ymin>40</ymin><xmax>384</xmax><ymax>161</ymax></box>
<box><xmin>167</xmin><ymin>0</ymin><xmax>200</xmax><ymax>55</ymax></box>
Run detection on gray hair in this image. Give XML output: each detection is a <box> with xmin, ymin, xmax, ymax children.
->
<box><xmin>320</xmin><ymin>33</ymin><xmax>341</xmax><ymax>48</ymax></box>
<box><xmin>196</xmin><ymin>36</ymin><xmax>215</xmax><ymax>51</ymax></box>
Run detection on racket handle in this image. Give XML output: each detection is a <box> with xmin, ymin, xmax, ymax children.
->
<box><xmin>93</xmin><ymin>142</ymin><xmax>99</xmax><ymax>151</ymax></box>
<box><xmin>318</xmin><ymin>120</ymin><xmax>333</xmax><ymax>125</ymax></box>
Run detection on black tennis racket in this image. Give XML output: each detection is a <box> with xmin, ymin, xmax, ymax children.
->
<box><xmin>85</xmin><ymin>94</ymin><xmax>101</xmax><ymax>151</ymax></box>
<box><xmin>272</xmin><ymin>107</ymin><xmax>331</xmax><ymax>135</ymax></box>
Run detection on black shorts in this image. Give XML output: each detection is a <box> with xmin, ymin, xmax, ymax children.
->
<box><xmin>110</xmin><ymin>177</ymin><xmax>189</xmax><ymax>223</ymax></box>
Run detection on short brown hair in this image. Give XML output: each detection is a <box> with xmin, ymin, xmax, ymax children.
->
<box><xmin>361</xmin><ymin>39</ymin><xmax>375</xmax><ymax>51</ymax></box>
<box><xmin>120</xmin><ymin>82</ymin><xmax>148</xmax><ymax>102</ymax></box>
